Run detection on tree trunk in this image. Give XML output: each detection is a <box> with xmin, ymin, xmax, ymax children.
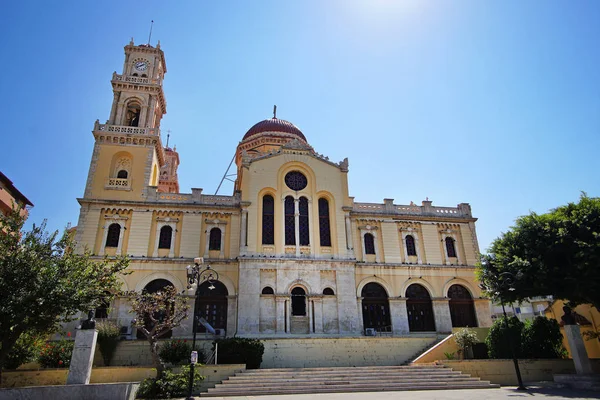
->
<box><xmin>149</xmin><ymin>339</ymin><xmax>165</xmax><ymax>379</ymax></box>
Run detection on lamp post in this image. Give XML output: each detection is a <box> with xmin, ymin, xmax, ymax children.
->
<box><xmin>487</xmin><ymin>271</ymin><xmax>526</xmax><ymax>391</ymax></box>
<box><xmin>186</xmin><ymin>257</ymin><xmax>218</xmax><ymax>400</ymax></box>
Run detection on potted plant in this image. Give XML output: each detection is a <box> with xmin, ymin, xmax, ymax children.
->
<box><xmin>454</xmin><ymin>327</ymin><xmax>478</xmax><ymax>360</ymax></box>
<box><xmin>97</xmin><ymin>320</ymin><xmax>121</xmax><ymax>366</ymax></box>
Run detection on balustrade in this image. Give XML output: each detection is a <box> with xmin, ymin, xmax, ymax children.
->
<box><xmin>105</xmin><ymin>178</ymin><xmax>131</xmax><ymax>190</ymax></box>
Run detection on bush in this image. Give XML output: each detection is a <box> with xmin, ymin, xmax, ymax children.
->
<box><xmin>38</xmin><ymin>335</ymin><xmax>74</xmax><ymax>368</ymax></box>
<box><xmin>3</xmin><ymin>332</ymin><xmax>44</xmax><ymax>369</ymax></box>
<box><xmin>486</xmin><ymin>316</ymin><xmax>524</xmax><ymax>359</ymax></box>
<box><xmin>136</xmin><ymin>366</ymin><xmax>203</xmax><ymax>399</ymax></box>
<box><xmin>159</xmin><ymin>339</ymin><xmax>202</xmax><ymax>365</ymax></box>
<box><xmin>213</xmin><ymin>338</ymin><xmax>264</xmax><ymax>369</ymax></box>
<box><xmin>97</xmin><ymin>320</ymin><xmax>121</xmax><ymax>366</ymax></box>
<box><xmin>454</xmin><ymin>328</ymin><xmax>478</xmax><ymax>358</ymax></box>
<box><xmin>521</xmin><ymin>316</ymin><xmax>568</xmax><ymax>359</ymax></box>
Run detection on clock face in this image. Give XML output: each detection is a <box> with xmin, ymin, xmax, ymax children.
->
<box><xmin>134</xmin><ymin>61</ymin><xmax>148</xmax><ymax>71</ymax></box>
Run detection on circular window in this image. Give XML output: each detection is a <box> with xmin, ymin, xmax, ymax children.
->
<box><xmin>285</xmin><ymin>171</ymin><xmax>308</xmax><ymax>191</ymax></box>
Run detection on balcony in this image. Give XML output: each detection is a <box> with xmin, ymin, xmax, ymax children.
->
<box><xmin>105</xmin><ymin>178</ymin><xmax>131</xmax><ymax>191</ymax></box>
<box><xmin>94</xmin><ymin>120</ymin><xmax>160</xmax><ymax>136</ymax></box>
<box><xmin>112</xmin><ymin>72</ymin><xmax>162</xmax><ymax>86</ymax></box>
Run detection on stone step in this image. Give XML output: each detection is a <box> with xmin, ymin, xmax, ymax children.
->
<box><xmin>226</xmin><ymin>372</ymin><xmax>466</xmax><ymax>382</ymax></box>
<box><xmin>220</xmin><ymin>377</ymin><xmax>483</xmax><ymax>387</ymax></box>
<box><xmin>202</xmin><ymin>382</ymin><xmax>500</xmax><ymax>397</ymax></box>
<box><xmin>240</xmin><ymin>365</ymin><xmax>446</xmax><ymax>373</ymax></box>
<box><xmin>229</xmin><ymin>369</ymin><xmax>462</xmax><ymax>378</ymax></box>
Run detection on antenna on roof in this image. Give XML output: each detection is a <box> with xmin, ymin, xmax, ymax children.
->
<box><xmin>273</xmin><ymin>105</ymin><xmax>277</xmax><ymax>119</ymax></box>
<box><xmin>166</xmin><ymin>129</ymin><xmax>171</xmax><ymax>148</ymax></box>
<box><xmin>147</xmin><ymin>20</ymin><xmax>154</xmax><ymax>45</ymax></box>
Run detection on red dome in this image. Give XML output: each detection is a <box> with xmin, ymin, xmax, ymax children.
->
<box><xmin>242</xmin><ymin>118</ymin><xmax>306</xmax><ymax>142</ymax></box>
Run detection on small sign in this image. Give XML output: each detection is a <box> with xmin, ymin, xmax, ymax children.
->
<box><xmin>191</xmin><ymin>351</ymin><xmax>198</xmax><ymax>365</ymax></box>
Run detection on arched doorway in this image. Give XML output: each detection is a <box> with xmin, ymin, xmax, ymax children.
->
<box><xmin>361</xmin><ymin>282</ymin><xmax>391</xmax><ymax>334</ymax></box>
<box><xmin>136</xmin><ymin>279</ymin><xmax>174</xmax><ymax>339</ymax></box>
<box><xmin>448</xmin><ymin>284</ymin><xmax>477</xmax><ymax>327</ymax></box>
<box><xmin>406</xmin><ymin>284</ymin><xmax>435</xmax><ymax>332</ymax></box>
<box><xmin>291</xmin><ymin>287</ymin><xmax>306</xmax><ymax>316</ymax></box>
<box><xmin>196</xmin><ymin>281</ymin><xmax>228</xmax><ymax>334</ymax></box>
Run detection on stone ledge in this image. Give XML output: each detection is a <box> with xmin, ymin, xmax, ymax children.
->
<box><xmin>0</xmin><ymin>382</ymin><xmax>139</xmax><ymax>400</ymax></box>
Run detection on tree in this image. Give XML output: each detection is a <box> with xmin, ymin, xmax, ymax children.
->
<box><xmin>477</xmin><ymin>194</ymin><xmax>600</xmax><ymax>309</ymax></box>
<box><xmin>0</xmin><ymin>207</ymin><xmax>129</xmax><ymax>378</ymax></box>
<box><xmin>129</xmin><ymin>285</ymin><xmax>189</xmax><ymax>378</ymax></box>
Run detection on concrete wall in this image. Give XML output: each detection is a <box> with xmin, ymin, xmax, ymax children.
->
<box><xmin>261</xmin><ymin>337</ymin><xmax>439</xmax><ymax>368</ymax></box>
<box><xmin>440</xmin><ymin>359</ymin><xmax>600</xmax><ymax>386</ymax></box>
<box><xmin>0</xmin><ymin>382</ymin><xmax>138</xmax><ymax>400</ymax></box>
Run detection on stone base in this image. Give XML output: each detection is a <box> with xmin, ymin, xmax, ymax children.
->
<box><xmin>554</xmin><ymin>374</ymin><xmax>600</xmax><ymax>391</ymax></box>
<box><xmin>0</xmin><ymin>382</ymin><xmax>139</xmax><ymax>400</ymax></box>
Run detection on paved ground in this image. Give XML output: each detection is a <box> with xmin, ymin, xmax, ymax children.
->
<box><xmin>184</xmin><ymin>385</ymin><xmax>600</xmax><ymax>400</ymax></box>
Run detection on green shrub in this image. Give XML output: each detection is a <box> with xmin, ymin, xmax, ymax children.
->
<box><xmin>136</xmin><ymin>366</ymin><xmax>203</xmax><ymax>399</ymax></box>
<box><xmin>443</xmin><ymin>351</ymin><xmax>456</xmax><ymax>360</ymax></box>
<box><xmin>486</xmin><ymin>316</ymin><xmax>524</xmax><ymax>359</ymax></box>
<box><xmin>521</xmin><ymin>317</ymin><xmax>568</xmax><ymax>359</ymax></box>
<box><xmin>3</xmin><ymin>332</ymin><xmax>44</xmax><ymax>369</ymax></box>
<box><xmin>454</xmin><ymin>328</ymin><xmax>478</xmax><ymax>358</ymax></box>
<box><xmin>159</xmin><ymin>339</ymin><xmax>202</xmax><ymax>365</ymax></box>
<box><xmin>213</xmin><ymin>338</ymin><xmax>264</xmax><ymax>369</ymax></box>
<box><xmin>38</xmin><ymin>335</ymin><xmax>74</xmax><ymax>368</ymax></box>
<box><xmin>97</xmin><ymin>320</ymin><xmax>121</xmax><ymax>366</ymax></box>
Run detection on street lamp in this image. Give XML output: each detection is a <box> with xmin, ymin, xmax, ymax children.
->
<box><xmin>186</xmin><ymin>257</ymin><xmax>219</xmax><ymax>400</ymax></box>
<box><xmin>482</xmin><ymin>271</ymin><xmax>526</xmax><ymax>391</ymax></box>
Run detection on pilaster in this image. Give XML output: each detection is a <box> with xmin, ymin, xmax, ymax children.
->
<box><xmin>432</xmin><ymin>298</ymin><xmax>453</xmax><ymax>333</ymax></box>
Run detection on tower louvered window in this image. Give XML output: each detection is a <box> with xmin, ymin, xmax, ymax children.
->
<box><xmin>364</xmin><ymin>233</ymin><xmax>375</xmax><ymax>255</ymax></box>
<box><xmin>285</xmin><ymin>196</ymin><xmax>295</xmax><ymax>245</ymax></box>
<box><xmin>405</xmin><ymin>235</ymin><xmax>416</xmax><ymax>256</ymax></box>
<box><xmin>299</xmin><ymin>197</ymin><xmax>309</xmax><ymax>246</ymax></box>
<box><xmin>318</xmin><ymin>198</ymin><xmax>331</xmax><ymax>247</ymax></box>
<box><xmin>262</xmin><ymin>195</ymin><xmax>274</xmax><ymax>245</ymax></box>
<box><xmin>105</xmin><ymin>223</ymin><xmax>121</xmax><ymax>247</ymax></box>
<box><xmin>445</xmin><ymin>237</ymin><xmax>457</xmax><ymax>258</ymax></box>
<box><xmin>209</xmin><ymin>228</ymin><xmax>222</xmax><ymax>251</ymax></box>
<box><xmin>158</xmin><ymin>226</ymin><xmax>172</xmax><ymax>249</ymax></box>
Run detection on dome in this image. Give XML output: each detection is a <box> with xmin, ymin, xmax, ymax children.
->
<box><xmin>242</xmin><ymin>118</ymin><xmax>306</xmax><ymax>142</ymax></box>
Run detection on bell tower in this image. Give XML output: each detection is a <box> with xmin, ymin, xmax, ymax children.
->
<box><xmin>83</xmin><ymin>39</ymin><xmax>167</xmax><ymax>201</ymax></box>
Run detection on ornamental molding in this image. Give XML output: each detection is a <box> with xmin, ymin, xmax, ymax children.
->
<box><xmin>93</xmin><ymin>129</ymin><xmax>166</xmax><ymax>167</ymax></box>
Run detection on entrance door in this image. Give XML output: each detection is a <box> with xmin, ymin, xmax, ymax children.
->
<box><xmin>361</xmin><ymin>283</ymin><xmax>391</xmax><ymax>333</ymax></box>
<box><xmin>448</xmin><ymin>284</ymin><xmax>477</xmax><ymax>327</ymax></box>
<box><xmin>406</xmin><ymin>284</ymin><xmax>435</xmax><ymax>332</ymax></box>
<box><xmin>197</xmin><ymin>281</ymin><xmax>228</xmax><ymax>334</ymax></box>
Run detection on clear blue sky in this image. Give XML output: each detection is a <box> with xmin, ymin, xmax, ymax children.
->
<box><xmin>1</xmin><ymin>1</ymin><xmax>599</xmax><ymax>252</ymax></box>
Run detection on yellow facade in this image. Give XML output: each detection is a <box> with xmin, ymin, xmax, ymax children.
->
<box><xmin>73</xmin><ymin>41</ymin><xmax>491</xmax><ymax>341</ymax></box>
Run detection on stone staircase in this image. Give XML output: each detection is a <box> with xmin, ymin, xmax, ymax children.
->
<box><xmin>201</xmin><ymin>365</ymin><xmax>500</xmax><ymax>397</ymax></box>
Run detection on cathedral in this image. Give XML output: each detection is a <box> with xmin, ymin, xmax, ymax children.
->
<box><xmin>73</xmin><ymin>40</ymin><xmax>491</xmax><ymax>343</ymax></box>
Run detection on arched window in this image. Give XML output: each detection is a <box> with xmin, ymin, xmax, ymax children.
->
<box><xmin>361</xmin><ymin>282</ymin><xmax>390</xmax><ymax>333</ymax></box>
<box><xmin>261</xmin><ymin>286</ymin><xmax>274</xmax><ymax>295</ymax></box>
<box><xmin>197</xmin><ymin>280</ymin><xmax>228</xmax><ymax>334</ymax></box>
<box><xmin>117</xmin><ymin>170</ymin><xmax>128</xmax><ymax>179</ymax></box>
<box><xmin>125</xmin><ymin>102</ymin><xmax>141</xmax><ymax>127</ymax></box>
<box><xmin>299</xmin><ymin>197</ymin><xmax>309</xmax><ymax>246</ymax></box>
<box><xmin>105</xmin><ymin>223</ymin><xmax>121</xmax><ymax>247</ymax></box>
<box><xmin>445</xmin><ymin>237</ymin><xmax>457</xmax><ymax>258</ymax></box>
<box><xmin>364</xmin><ymin>233</ymin><xmax>375</xmax><ymax>255</ymax></box>
<box><xmin>406</xmin><ymin>284</ymin><xmax>435</xmax><ymax>332</ymax></box>
<box><xmin>405</xmin><ymin>235</ymin><xmax>416</xmax><ymax>256</ymax></box>
<box><xmin>262</xmin><ymin>195</ymin><xmax>274</xmax><ymax>245</ymax></box>
<box><xmin>137</xmin><ymin>279</ymin><xmax>174</xmax><ymax>339</ymax></box>
<box><xmin>318</xmin><ymin>198</ymin><xmax>331</xmax><ymax>247</ymax></box>
<box><xmin>291</xmin><ymin>287</ymin><xmax>306</xmax><ymax>316</ymax></box>
<box><xmin>323</xmin><ymin>287</ymin><xmax>335</xmax><ymax>296</ymax></box>
<box><xmin>284</xmin><ymin>196</ymin><xmax>295</xmax><ymax>245</ymax></box>
<box><xmin>448</xmin><ymin>284</ymin><xmax>477</xmax><ymax>327</ymax></box>
<box><xmin>209</xmin><ymin>228</ymin><xmax>221</xmax><ymax>251</ymax></box>
<box><xmin>158</xmin><ymin>226</ymin><xmax>172</xmax><ymax>249</ymax></box>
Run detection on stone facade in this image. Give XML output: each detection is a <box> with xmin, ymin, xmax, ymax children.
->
<box><xmin>72</xmin><ymin>40</ymin><xmax>491</xmax><ymax>344</ymax></box>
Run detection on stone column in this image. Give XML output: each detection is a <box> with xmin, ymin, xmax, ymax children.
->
<box><xmin>168</xmin><ymin>226</ymin><xmax>175</xmax><ymax>258</ymax></box>
<box><xmin>281</xmin><ymin>197</ymin><xmax>286</xmax><ymax>250</ymax></box>
<box><xmin>432</xmin><ymin>298</ymin><xmax>453</xmax><ymax>333</ymax></box>
<box><xmin>99</xmin><ymin>225</ymin><xmax>109</xmax><ymax>256</ymax></box>
<box><xmin>360</xmin><ymin>231</ymin><xmax>367</xmax><ymax>261</ymax></box>
<box><xmin>307</xmin><ymin>199</ymin><xmax>314</xmax><ymax>255</ymax></box>
<box><xmin>473</xmin><ymin>299</ymin><xmax>492</xmax><ymax>327</ymax></box>
<box><xmin>372</xmin><ymin>231</ymin><xmax>380</xmax><ymax>263</ymax></box>
<box><xmin>312</xmin><ymin>298</ymin><xmax>324</xmax><ymax>334</ymax></box>
<box><xmin>275</xmin><ymin>296</ymin><xmax>287</xmax><ymax>334</ymax></box>
<box><xmin>564</xmin><ymin>325</ymin><xmax>593</xmax><ymax>374</ymax></box>
<box><xmin>66</xmin><ymin>329</ymin><xmax>98</xmax><ymax>385</ymax></box>
<box><xmin>226</xmin><ymin>295</ymin><xmax>237</xmax><ymax>337</ymax></box>
<box><xmin>240</xmin><ymin>209</ymin><xmax>248</xmax><ymax>250</ymax></box>
<box><xmin>220</xmin><ymin>228</ymin><xmax>226</xmax><ymax>258</ymax></box>
<box><xmin>204</xmin><ymin>227</ymin><xmax>211</xmax><ymax>258</ymax></box>
<box><xmin>357</xmin><ymin>297</ymin><xmax>364</xmax><ymax>335</ymax></box>
<box><xmin>388</xmin><ymin>298</ymin><xmax>410</xmax><ymax>336</ymax></box>
<box><xmin>345</xmin><ymin>214</ymin><xmax>353</xmax><ymax>250</ymax></box>
<box><xmin>294</xmin><ymin>198</ymin><xmax>300</xmax><ymax>257</ymax></box>
<box><xmin>116</xmin><ymin>223</ymin><xmax>125</xmax><ymax>256</ymax></box>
